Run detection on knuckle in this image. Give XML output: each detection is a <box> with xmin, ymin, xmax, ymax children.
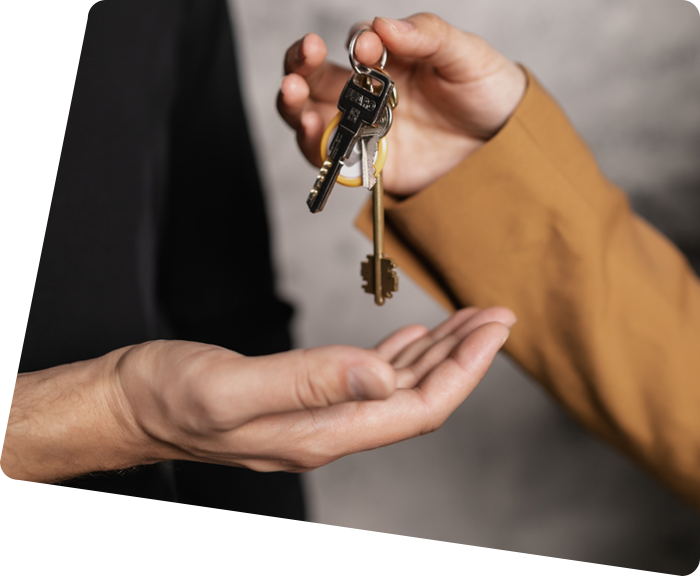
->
<box><xmin>294</xmin><ymin>350</ymin><xmax>329</xmax><ymax>409</ymax></box>
<box><xmin>420</xmin><ymin>415</ymin><xmax>444</xmax><ymax>436</ymax></box>
<box><xmin>417</xmin><ymin>12</ymin><xmax>445</xmax><ymax>32</ymax></box>
<box><xmin>416</xmin><ymin>394</ymin><xmax>446</xmax><ymax>436</ymax></box>
<box><xmin>185</xmin><ymin>362</ymin><xmax>234</xmax><ymax>431</ymax></box>
<box><xmin>192</xmin><ymin>384</ymin><xmax>227</xmax><ymax>430</ymax></box>
<box><xmin>469</xmin><ymin>33</ymin><xmax>492</xmax><ymax>56</ymax></box>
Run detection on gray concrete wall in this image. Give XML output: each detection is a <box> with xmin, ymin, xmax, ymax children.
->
<box><xmin>229</xmin><ymin>1</ymin><xmax>700</xmax><ymax>573</ymax></box>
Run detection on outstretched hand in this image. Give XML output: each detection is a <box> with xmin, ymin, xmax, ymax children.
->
<box><xmin>3</xmin><ymin>307</ymin><xmax>514</xmax><ymax>482</ymax></box>
<box><xmin>115</xmin><ymin>307</ymin><xmax>515</xmax><ymax>473</ymax></box>
<box><xmin>278</xmin><ymin>13</ymin><xmax>526</xmax><ymax>195</ymax></box>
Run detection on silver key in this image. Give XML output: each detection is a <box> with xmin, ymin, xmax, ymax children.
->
<box><xmin>360</xmin><ymin>137</ymin><xmax>375</xmax><ymax>191</ymax></box>
<box><xmin>358</xmin><ymin>106</ymin><xmax>391</xmax><ymax>190</ymax></box>
<box><xmin>307</xmin><ymin>68</ymin><xmax>395</xmax><ymax>213</ymax></box>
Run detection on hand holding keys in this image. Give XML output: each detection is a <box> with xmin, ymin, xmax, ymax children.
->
<box><xmin>308</xmin><ymin>29</ymin><xmax>399</xmax><ymax>305</ymax></box>
<box><xmin>282</xmin><ymin>15</ymin><xmax>525</xmax><ymax>303</ymax></box>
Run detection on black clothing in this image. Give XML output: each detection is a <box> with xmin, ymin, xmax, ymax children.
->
<box><xmin>20</xmin><ymin>0</ymin><xmax>303</xmax><ymax>521</ymax></box>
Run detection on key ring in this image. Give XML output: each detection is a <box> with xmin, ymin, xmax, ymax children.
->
<box><xmin>348</xmin><ymin>28</ymin><xmax>388</xmax><ymax>75</ymax></box>
<box><xmin>319</xmin><ymin>111</ymin><xmax>389</xmax><ymax>187</ymax></box>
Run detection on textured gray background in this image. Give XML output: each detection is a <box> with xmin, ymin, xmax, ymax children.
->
<box><xmin>229</xmin><ymin>1</ymin><xmax>700</xmax><ymax>573</ymax></box>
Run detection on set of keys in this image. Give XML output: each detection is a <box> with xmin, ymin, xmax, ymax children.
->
<box><xmin>307</xmin><ymin>29</ymin><xmax>399</xmax><ymax>306</ymax></box>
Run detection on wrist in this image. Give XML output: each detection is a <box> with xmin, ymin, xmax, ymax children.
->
<box><xmin>107</xmin><ymin>343</ymin><xmax>189</xmax><ymax>466</ymax></box>
<box><xmin>1</xmin><ymin>347</ymin><xmax>168</xmax><ymax>484</ymax></box>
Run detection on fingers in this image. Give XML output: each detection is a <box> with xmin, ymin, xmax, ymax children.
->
<box><xmin>277</xmin><ymin>73</ymin><xmax>309</xmax><ymax>130</ymax></box>
<box><xmin>393</xmin><ymin>307</ymin><xmax>516</xmax><ymax>389</ymax></box>
<box><xmin>411</xmin><ymin>321</ymin><xmax>510</xmax><ymax>430</ymax></box>
<box><xmin>279</xmin><ymin>33</ymin><xmax>354</xmax><ymax>165</ymax></box>
<box><xmin>345</xmin><ymin>21</ymin><xmax>372</xmax><ymax>49</ymax></box>
<box><xmin>390</xmin><ymin>308</ymin><xmax>479</xmax><ymax>369</ymax></box>
<box><xmin>230</xmin><ymin>321</ymin><xmax>509</xmax><ymax>472</ymax></box>
<box><xmin>278</xmin><ymin>34</ymin><xmax>335</xmax><ymax>119</ymax></box>
<box><xmin>392</xmin><ymin>307</ymin><xmax>515</xmax><ymax>370</ymax></box>
<box><xmin>296</xmin><ymin>111</ymin><xmax>325</xmax><ymax>166</ymax></box>
<box><xmin>277</xmin><ymin>74</ymin><xmax>325</xmax><ymax>164</ymax></box>
<box><xmin>371</xmin><ymin>13</ymin><xmax>501</xmax><ymax>83</ymax></box>
<box><xmin>284</xmin><ymin>33</ymin><xmax>327</xmax><ymax>76</ymax></box>
<box><xmin>200</xmin><ymin>346</ymin><xmax>397</xmax><ymax>431</ymax></box>
<box><xmin>374</xmin><ymin>324</ymin><xmax>429</xmax><ymax>361</ymax></box>
<box><xmin>282</xmin><ymin>33</ymin><xmax>351</xmax><ymax>95</ymax></box>
<box><xmin>346</xmin><ymin>22</ymin><xmax>386</xmax><ymax>69</ymax></box>
<box><xmin>292</xmin><ymin>346</ymin><xmax>397</xmax><ymax>403</ymax></box>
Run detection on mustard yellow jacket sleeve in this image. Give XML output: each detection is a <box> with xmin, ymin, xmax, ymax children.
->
<box><xmin>356</xmin><ymin>70</ymin><xmax>700</xmax><ymax>509</ymax></box>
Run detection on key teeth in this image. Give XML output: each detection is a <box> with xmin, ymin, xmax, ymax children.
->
<box><xmin>319</xmin><ymin>160</ymin><xmax>332</xmax><ymax>179</ymax></box>
<box><xmin>307</xmin><ymin>160</ymin><xmax>335</xmax><ymax>213</ymax></box>
<box><xmin>361</xmin><ymin>258</ymin><xmax>373</xmax><ymax>294</ymax></box>
<box><xmin>306</xmin><ymin>190</ymin><xmax>318</xmax><ymax>209</ymax></box>
<box><xmin>382</xmin><ymin>258</ymin><xmax>399</xmax><ymax>297</ymax></box>
<box><xmin>312</xmin><ymin>160</ymin><xmax>332</xmax><ymax>188</ymax></box>
<box><xmin>361</xmin><ymin>256</ymin><xmax>399</xmax><ymax>298</ymax></box>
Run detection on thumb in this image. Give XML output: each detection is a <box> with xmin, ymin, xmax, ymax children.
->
<box><xmin>370</xmin><ymin>13</ymin><xmax>500</xmax><ymax>83</ymax></box>
<box><xmin>240</xmin><ymin>345</ymin><xmax>397</xmax><ymax>418</ymax></box>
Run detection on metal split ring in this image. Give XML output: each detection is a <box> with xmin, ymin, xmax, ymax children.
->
<box><xmin>348</xmin><ymin>28</ymin><xmax>387</xmax><ymax>75</ymax></box>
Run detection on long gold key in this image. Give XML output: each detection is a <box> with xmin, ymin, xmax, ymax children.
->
<box><xmin>309</xmin><ymin>27</ymin><xmax>399</xmax><ymax>306</ymax></box>
<box><xmin>361</xmin><ymin>172</ymin><xmax>398</xmax><ymax>305</ymax></box>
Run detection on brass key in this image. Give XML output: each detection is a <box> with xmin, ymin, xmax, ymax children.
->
<box><xmin>361</xmin><ymin>172</ymin><xmax>398</xmax><ymax>305</ymax></box>
<box><xmin>306</xmin><ymin>27</ymin><xmax>399</xmax><ymax>306</ymax></box>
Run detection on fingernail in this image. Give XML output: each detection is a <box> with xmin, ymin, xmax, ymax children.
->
<box><xmin>347</xmin><ymin>366</ymin><xmax>385</xmax><ymax>400</ymax></box>
<box><xmin>379</xmin><ymin>17</ymin><xmax>414</xmax><ymax>33</ymax></box>
<box><xmin>506</xmin><ymin>316</ymin><xmax>518</xmax><ymax>328</ymax></box>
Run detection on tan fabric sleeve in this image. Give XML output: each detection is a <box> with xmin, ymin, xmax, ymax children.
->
<box><xmin>356</xmin><ymin>70</ymin><xmax>700</xmax><ymax>509</ymax></box>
